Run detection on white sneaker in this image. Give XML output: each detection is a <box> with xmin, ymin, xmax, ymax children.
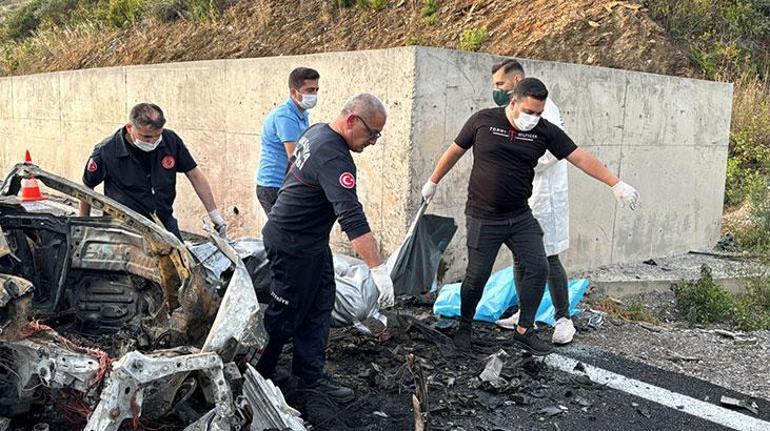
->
<box><xmin>495</xmin><ymin>312</ymin><xmax>519</xmax><ymax>330</ymax></box>
<box><xmin>552</xmin><ymin>317</ymin><xmax>576</xmax><ymax>345</ymax></box>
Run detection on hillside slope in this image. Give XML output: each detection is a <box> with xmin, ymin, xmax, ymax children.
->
<box><xmin>0</xmin><ymin>0</ymin><xmax>697</xmax><ymax>78</ymax></box>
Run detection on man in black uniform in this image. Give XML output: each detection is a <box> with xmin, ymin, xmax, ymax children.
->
<box><xmin>256</xmin><ymin>93</ymin><xmax>395</xmax><ymax>403</ymax></box>
<box><xmin>79</xmin><ymin>103</ymin><xmax>227</xmax><ymax>240</ymax></box>
<box><xmin>421</xmin><ymin>78</ymin><xmax>640</xmax><ymax>355</ymax></box>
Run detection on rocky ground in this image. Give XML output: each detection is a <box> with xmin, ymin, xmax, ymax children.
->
<box><xmin>274</xmin><ymin>296</ymin><xmax>770</xmax><ymax>430</ymax></box>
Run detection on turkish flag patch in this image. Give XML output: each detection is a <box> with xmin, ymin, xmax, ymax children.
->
<box><xmin>339</xmin><ymin>172</ymin><xmax>355</xmax><ymax>189</ymax></box>
<box><xmin>161</xmin><ymin>155</ymin><xmax>176</xmax><ymax>170</ymax></box>
<box><xmin>86</xmin><ymin>158</ymin><xmax>98</xmax><ymax>173</ymax></box>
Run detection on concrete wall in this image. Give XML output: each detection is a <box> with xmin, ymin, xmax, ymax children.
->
<box><xmin>0</xmin><ymin>48</ymin><xmax>418</xmax><ymax>255</ymax></box>
<box><xmin>0</xmin><ymin>46</ymin><xmax>732</xmax><ymax>280</ymax></box>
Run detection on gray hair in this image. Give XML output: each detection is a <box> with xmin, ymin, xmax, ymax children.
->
<box><xmin>341</xmin><ymin>93</ymin><xmax>388</xmax><ymax>119</ymax></box>
<box><xmin>129</xmin><ymin>103</ymin><xmax>166</xmax><ymax>129</ymax></box>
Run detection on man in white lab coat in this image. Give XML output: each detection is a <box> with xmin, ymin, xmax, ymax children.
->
<box><xmin>491</xmin><ymin>59</ymin><xmax>574</xmax><ymax>344</ymax></box>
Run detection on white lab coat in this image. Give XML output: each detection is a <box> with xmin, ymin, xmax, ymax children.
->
<box><xmin>530</xmin><ymin>98</ymin><xmax>569</xmax><ymax>256</ymax></box>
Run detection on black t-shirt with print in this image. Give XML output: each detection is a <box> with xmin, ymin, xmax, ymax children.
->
<box><xmin>454</xmin><ymin>107</ymin><xmax>578</xmax><ymax>220</ymax></box>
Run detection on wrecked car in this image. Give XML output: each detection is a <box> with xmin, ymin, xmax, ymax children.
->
<box><xmin>0</xmin><ymin>162</ymin><xmax>304</xmax><ymax>430</ymax></box>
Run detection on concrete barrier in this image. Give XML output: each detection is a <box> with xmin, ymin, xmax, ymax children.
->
<box><xmin>0</xmin><ymin>46</ymin><xmax>732</xmax><ymax>281</ymax></box>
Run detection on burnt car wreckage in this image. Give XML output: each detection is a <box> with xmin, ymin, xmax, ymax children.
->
<box><xmin>0</xmin><ymin>162</ymin><xmax>306</xmax><ymax>430</ymax></box>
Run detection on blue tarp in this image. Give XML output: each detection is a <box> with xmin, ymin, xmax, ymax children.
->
<box><xmin>433</xmin><ymin>267</ymin><xmax>590</xmax><ymax>326</ymax></box>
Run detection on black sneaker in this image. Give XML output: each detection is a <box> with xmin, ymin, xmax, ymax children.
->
<box><xmin>299</xmin><ymin>374</ymin><xmax>355</xmax><ymax>403</ymax></box>
<box><xmin>265</xmin><ymin>367</ymin><xmax>291</xmax><ymax>386</ymax></box>
<box><xmin>513</xmin><ymin>328</ymin><xmax>554</xmax><ymax>356</ymax></box>
<box><xmin>453</xmin><ymin>321</ymin><xmax>472</xmax><ymax>351</ymax></box>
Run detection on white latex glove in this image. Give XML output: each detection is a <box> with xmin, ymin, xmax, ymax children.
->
<box><xmin>421</xmin><ymin>180</ymin><xmax>438</xmax><ymax>203</ymax></box>
<box><xmin>370</xmin><ymin>264</ymin><xmax>395</xmax><ymax>308</ymax></box>
<box><xmin>208</xmin><ymin>209</ymin><xmax>228</xmax><ymax>237</ymax></box>
<box><xmin>611</xmin><ymin>181</ymin><xmax>640</xmax><ymax>210</ymax></box>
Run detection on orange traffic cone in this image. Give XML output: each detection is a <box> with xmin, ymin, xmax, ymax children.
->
<box><xmin>18</xmin><ymin>150</ymin><xmax>46</xmax><ymax>202</ymax></box>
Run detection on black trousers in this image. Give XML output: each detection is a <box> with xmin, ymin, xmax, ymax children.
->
<box><xmin>460</xmin><ymin>211</ymin><xmax>548</xmax><ymax>329</ymax></box>
<box><xmin>255</xmin><ymin>241</ymin><xmax>335</xmax><ymax>382</ymax></box>
<box><xmin>514</xmin><ymin>254</ymin><xmax>570</xmax><ymax>321</ymax></box>
<box><xmin>256</xmin><ymin>186</ymin><xmax>280</xmax><ymax>217</ymax></box>
<box><xmin>161</xmin><ymin>216</ymin><xmax>182</xmax><ymax>241</ymax></box>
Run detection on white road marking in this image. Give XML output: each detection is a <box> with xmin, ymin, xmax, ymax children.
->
<box><xmin>545</xmin><ymin>353</ymin><xmax>770</xmax><ymax>431</ymax></box>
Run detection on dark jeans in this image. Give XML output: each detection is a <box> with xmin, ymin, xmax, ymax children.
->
<box><xmin>255</xmin><ymin>241</ymin><xmax>335</xmax><ymax>382</ymax></box>
<box><xmin>256</xmin><ymin>186</ymin><xmax>280</xmax><ymax>217</ymax></box>
<box><xmin>461</xmin><ymin>211</ymin><xmax>548</xmax><ymax>329</ymax></box>
<box><xmin>514</xmin><ymin>254</ymin><xmax>569</xmax><ymax>321</ymax></box>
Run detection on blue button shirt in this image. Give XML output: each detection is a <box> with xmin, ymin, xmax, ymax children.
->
<box><xmin>256</xmin><ymin>98</ymin><xmax>310</xmax><ymax>188</ymax></box>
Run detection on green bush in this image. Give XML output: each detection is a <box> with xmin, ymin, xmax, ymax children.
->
<box><xmin>458</xmin><ymin>26</ymin><xmax>486</xmax><ymax>51</ymax></box>
<box><xmin>145</xmin><ymin>0</ymin><xmax>186</xmax><ymax>22</ymax></box>
<box><xmin>1</xmin><ymin>0</ymin><xmax>86</xmax><ymax>41</ymax></box>
<box><xmin>735</xmin><ymin>172</ymin><xmax>770</xmax><ymax>251</ymax></box>
<box><xmin>673</xmin><ymin>265</ymin><xmax>770</xmax><ymax>330</ymax></box>
<box><xmin>332</xmin><ymin>0</ymin><xmax>355</xmax><ymax>7</ymax></box>
<box><xmin>673</xmin><ymin>265</ymin><xmax>735</xmax><ymax>325</ymax></box>
<box><xmin>420</xmin><ymin>0</ymin><xmax>438</xmax><ymax>17</ymax></box>
<box><xmin>102</xmin><ymin>0</ymin><xmax>144</xmax><ymax>28</ymax></box>
<box><xmin>355</xmin><ymin>0</ymin><xmax>386</xmax><ymax>10</ymax></box>
<box><xmin>645</xmin><ymin>0</ymin><xmax>770</xmax><ymax>80</ymax></box>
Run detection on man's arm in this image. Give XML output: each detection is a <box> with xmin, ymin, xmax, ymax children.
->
<box><xmin>185</xmin><ymin>167</ymin><xmax>218</xmax><ymax>212</ymax></box>
<box><xmin>80</xmin><ymin>148</ymin><xmax>107</xmax><ymax>216</ymax></box>
<box><xmin>429</xmin><ymin>143</ymin><xmax>467</xmax><ymax>184</ymax></box>
<box><xmin>283</xmin><ymin>141</ymin><xmax>297</xmax><ymax>159</ymax></box>
<box><xmin>79</xmin><ymin>199</ymin><xmax>91</xmax><ymax>217</ymax></box>
<box><xmin>565</xmin><ymin>147</ymin><xmax>620</xmax><ymax>187</ymax></box>
<box><xmin>351</xmin><ymin>232</ymin><xmax>384</xmax><ymax>268</ymax></box>
<box><xmin>566</xmin><ymin>147</ymin><xmax>640</xmax><ymax>209</ymax></box>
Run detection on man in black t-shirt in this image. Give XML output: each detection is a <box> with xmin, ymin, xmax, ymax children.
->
<box><xmin>79</xmin><ymin>103</ymin><xmax>227</xmax><ymax>240</ymax></box>
<box><xmin>256</xmin><ymin>94</ymin><xmax>395</xmax><ymax>403</ymax></box>
<box><xmin>421</xmin><ymin>78</ymin><xmax>640</xmax><ymax>355</ymax></box>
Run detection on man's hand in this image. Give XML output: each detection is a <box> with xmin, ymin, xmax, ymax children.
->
<box><xmin>209</xmin><ymin>209</ymin><xmax>228</xmax><ymax>237</ymax></box>
<box><xmin>421</xmin><ymin>180</ymin><xmax>438</xmax><ymax>203</ymax></box>
<box><xmin>370</xmin><ymin>264</ymin><xmax>395</xmax><ymax>308</ymax></box>
<box><xmin>611</xmin><ymin>181</ymin><xmax>640</xmax><ymax>210</ymax></box>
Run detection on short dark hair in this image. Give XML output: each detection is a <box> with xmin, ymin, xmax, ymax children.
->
<box><xmin>289</xmin><ymin>67</ymin><xmax>320</xmax><ymax>90</ymax></box>
<box><xmin>129</xmin><ymin>103</ymin><xmax>165</xmax><ymax>129</ymax></box>
<box><xmin>513</xmin><ymin>77</ymin><xmax>549</xmax><ymax>101</ymax></box>
<box><xmin>492</xmin><ymin>59</ymin><xmax>525</xmax><ymax>76</ymax></box>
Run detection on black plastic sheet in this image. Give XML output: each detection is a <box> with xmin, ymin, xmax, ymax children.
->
<box><xmin>389</xmin><ymin>202</ymin><xmax>457</xmax><ymax>296</ymax></box>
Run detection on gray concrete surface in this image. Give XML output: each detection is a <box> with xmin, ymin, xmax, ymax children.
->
<box><xmin>580</xmin><ymin>252</ymin><xmax>768</xmax><ymax>298</ymax></box>
<box><xmin>0</xmin><ymin>47</ymin><xmax>733</xmax><ymax>279</ymax></box>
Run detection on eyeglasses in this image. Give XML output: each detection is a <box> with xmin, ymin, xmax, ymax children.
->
<box><xmin>355</xmin><ymin>115</ymin><xmax>382</xmax><ymax>142</ymax></box>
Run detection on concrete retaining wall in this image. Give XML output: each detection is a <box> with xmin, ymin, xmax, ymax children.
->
<box><xmin>0</xmin><ymin>46</ymin><xmax>732</xmax><ymax>280</ymax></box>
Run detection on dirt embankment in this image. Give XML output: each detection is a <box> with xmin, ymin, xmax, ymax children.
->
<box><xmin>0</xmin><ymin>0</ymin><xmax>697</xmax><ymax>78</ymax></box>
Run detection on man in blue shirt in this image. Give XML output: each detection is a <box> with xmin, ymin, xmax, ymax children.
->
<box><xmin>256</xmin><ymin>67</ymin><xmax>320</xmax><ymax>216</ymax></box>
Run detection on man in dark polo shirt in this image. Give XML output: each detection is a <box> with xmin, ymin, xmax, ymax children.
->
<box><xmin>255</xmin><ymin>93</ymin><xmax>395</xmax><ymax>403</ymax></box>
<box><xmin>79</xmin><ymin>103</ymin><xmax>227</xmax><ymax>240</ymax></box>
<box><xmin>421</xmin><ymin>78</ymin><xmax>640</xmax><ymax>355</ymax></box>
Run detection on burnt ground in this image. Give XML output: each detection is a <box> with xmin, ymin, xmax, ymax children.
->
<box><xmin>273</xmin><ymin>305</ymin><xmax>770</xmax><ymax>431</ymax></box>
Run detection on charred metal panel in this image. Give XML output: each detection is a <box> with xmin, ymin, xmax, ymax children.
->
<box><xmin>70</xmin><ymin>223</ymin><xmax>161</xmax><ymax>284</ymax></box>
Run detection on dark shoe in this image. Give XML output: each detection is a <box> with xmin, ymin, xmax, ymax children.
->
<box><xmin>265</xmin><ymin>366</ymin><xmax>291</xmax><ymax>386</ymax></box>
<box><xmin>453</xmin><ymin>321</ymin><xmax>472</xmax><ymax>351</ymax></box>
<box><xmin>513</xmin><ymin>327</ymin><xmax>554</xmax><ymax>356</ymax></box>
<box><xmin>299</xmin><ymin>374</ymin><xmax>355</xmax><ymax>403</ymax></box>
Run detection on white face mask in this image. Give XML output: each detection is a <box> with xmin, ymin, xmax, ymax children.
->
<box><xmin>298</xmin><ymin>94</ymin><xmax>317</xmax><ymax>110</ymax></box>
<box><xmin>133</xmin><ymin>136</ymin><xmax>162</xmax><ymax>152</ymax></box>
<box><xmin>513</xmin><ymin>112</ymin><xmax>540</xmax><ymax>131</ymax></box>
